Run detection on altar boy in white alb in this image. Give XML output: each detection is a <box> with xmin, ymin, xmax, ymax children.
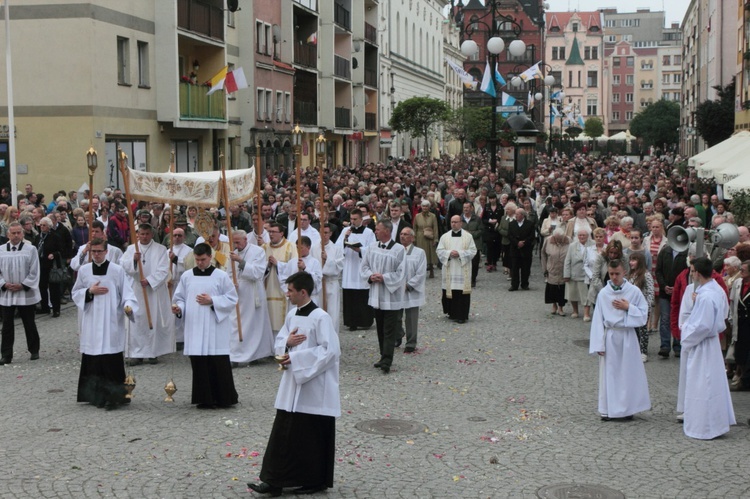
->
<box><xmin>120</xmin><ymin>224</ymin><xmax>175</xmax><ymax>365</ymax></box>
<box><xmin>313</xmin><ymin>223</ymin><xmax>345</xmax><ymax>334</ymax></box>
<box><xmin>73</xmin><ymin>238</ymin><xmax>138</xmax><ymax>410</ymax></box>
<box><xmin>229</xmin><ymin>230</ymin><xmax>274</xmax><ymax>365</ymax></box>
<box><xmin>172</xmin><ymin>243</ymin><xmax>239</xmax><ymax>409</ymax></box>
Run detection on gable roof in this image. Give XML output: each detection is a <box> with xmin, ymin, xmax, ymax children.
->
<box><xmin>545</xmin><ymin>11</ymin><xmax>601</xmax><ymax>32</ymax></box>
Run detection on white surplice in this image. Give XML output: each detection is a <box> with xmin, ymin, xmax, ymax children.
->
<box><xmin>72</xmin><ymin>262</ymin><xmax>138</xmax><ymax>355</ymax></box>
<box><xmin>336</xmin><ymin>226</ymin><xmax>375</xmax><ymax>290</ymax></box>
<box><xmin>169</xmin><ymin>243</ymin><xmax>193</xmax><ymax>343</ymax></box>
<box><xmin>173</xmin><ymin>268</ymin><xmax>238</xmax><ymax>356</ymax></box>
<box><xmin>589</xmin><ymin>280</ymin><xmax>651</xmax><ymax>418</ymax></box>
<box><xmin>274</xmin><ymin>306</ymin><xmax>341</xmax><ymax>417</ymax></box>
<box><xmin>436</xmin><ymin>230</ymin><xmax>476</xmax><ymax>295</ymax></box>
<box><xmin>402</xmin><ymin>245</ymin><xmax>427</xmax><ymax>309</ymax></box>
<box><xmin>120</xmin><ymin>241</ymin><xmax>175</xmax><ymax>358</ymax></box>
<box><xmin>677</xmin><ymin>279</ymin><xmax>736</xmax><ymax>439</ymax></box>
<box><xmin>69</xmin><ymin>245</ymin><xmax>123</xmax><ymax>272</ymax></box>
<box><xmin>360</xmin><ymin>241</ymin><xmax>406</xmax><ymax>310</ymax></box>
<box><xmin>287</xmin><ymin>226</ymin><xmax>322</xmax><ymax>249</ymax></box>
<box><xmin>0</xmin><ymin>242</ymin><xmax>40</xmax><ymax>306</ymax></box>
<box><xmin>230</xmin><ymin>244</ymin><xmax>274</xmax><ymax>363</ymax></box>
<box><xmin>312</xmin><ymin>241</ymin><xmax>344</xmax><ymax>334</ymax></box>
<box><xmin>279</xmin><ymin>255</ymin><xmax>323</xmax><ymax>306</ymax></box>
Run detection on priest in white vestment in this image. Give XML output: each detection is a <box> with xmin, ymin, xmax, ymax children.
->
<box><xmin>677</xmin><ymin>256</ymin><xmax>735</xmax><ymax>439</ymax></box>
<box><xmin>73</xmin><ymin>238</ymin><xmax>138</xmax><ymax>409</ymax></box>
<box><xmin>279</xmin><ymin>236</ymin><xmax>322</xmax><ymax>307</ymax></box>
<box><xmin>287</xmin><ymin>212</ymin><xmax>322</xmax><ymax>249</ymax></box>
<box><xmin>589</xmin><ymin>258</ymin><xmax>651</xmax><ymax>420</ymax></box>
<box><xmin>249</xmin><ymin>271</ymin><xmax>340</xmax><ymax>496</ymax></box>
<box><xmin>229</xmin><ymin>231</ymin><xmax>274</xmax><ymax>364</ymax></box>
<box><xmin>398</xmin><ymin>227</ymin><xmax>426</xmax><ymax>352</ymax></box>
<box><xmin>172</xmin><ymin>243</ymin><xmax>239</xmax><ymax>408</ymax></box>
<box><xmin>263</xmin><ymin>222</ymin><xmax>298</xmax><ymax>332</ymax></box>
<box><xmin>436</xmin><ymin>215</ymin><xmax>477</xmax><ymax>324</ymax></box>
<box><xmin>335</xmin><ymin>209</ymin><xmax>375</xmax><ymax>331</ymax></box>
<box><xmin>120</xmin><ymin>223</ymin><xmax>175</xmax><ymax>364</ymax></box>
<box><xmin>312</xmin><ymin>224</ymin><xmax>344</xmax><ymax>334</ymax></box>
<box><xmin>68</xmin><ymin>220</ymin><xmax>123</xmax><ymax>272</ymax></box>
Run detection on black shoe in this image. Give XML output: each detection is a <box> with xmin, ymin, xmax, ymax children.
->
<box><xmin>0</xmin><ymin>357</ymin><xmax>11</xmax><ymax>365</ymax></box>
<box><xmin>294</xmin><ymin>485</ymin><xmax>327</xmax><ymax>495</ymax></box>
<box><xmin>104</xmin><ymin>401</ymin><xmax>120</xmax><ymax>411</ymax></box>
<box><xmin>673</xmin><ymin>351</ymin><xmax>681</xmax><ymax>358</ymax></box>
<box><xmin>471</xmin><ymin>281</ymin><xmax>477</xmax><ymax>288</ymax></box>
<box><xmin>381</xmin><ymin>366</ymin><xmax>390</xmax><ymax>374</ymax></box>
<box><xmin>373</xmin><ymin>362</ymin><xmax>382</xmax><ymax>368</ymax></box>
<box><xmin>394</xmin><ymin>338</ymin><xmax>402</xmax><ymax>348</ymax></box>
<box><xmin>456</xmin><ymin>319</ymin><xmax>466</xmax><ymax>324</ymax></box>
<box><xmin>196</xmin><ymin>403</ymin><xmax>215</xmax><ymax>409</ymax></box>
<box><xmin>600</xmin><ymin>415</ymin><xmax>611</xmax><ymax>421</ymax></box>
<box><xmin>52</xmin><ymin>311</ymin><xmax>60</xmax><ymax>318</ymax></box>
<box><xmin>148</xmin><ymin>357</ymin><xmax>159</xmax><ymax>365</ymax></box>
<box><xmin>521</xmin><ymin>286</ymin><xmax>529</xmax><ymax>290</ymax></box>
<box><xmin>30</xmin><ymin>353</ymin><xmax>39</xmax><ymax>360</ymax></box>
<box><xmin>176</xmin><ymin>342</ymin><xmax>184</xmax><ymax>351</ymax></box>
<box><xmin>348</xmin><ymin>326</ymin><xmax>357</xmax><ymax>332</ymax></box>
<box><xmin>404</xmin><ymin>347</ymin><xmax>416</xmax><ymax>353</ymax></box>
<box><xmin>508</xmin><ymin>287</ymin><xmax>518</xmax><ymax>292</ymax></box>
<box><xmin>658</xmin><ymin>348</ymin><xmax>669</xmax><ymax>359</ymax></box>
<box><xmin>126</xmin><ymin>358</ymin><xmax>143</xmax><ymax>366</ymax></box>
<box><xmin>248</xmin><ymin>482</ymin><xmax>282</xmax><ymax>497</ymax></box>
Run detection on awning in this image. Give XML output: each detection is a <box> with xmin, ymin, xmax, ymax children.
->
<box><xmin>722</xmin><ymin>170</ymin><xmax>750</xmax><ymax>199</ymax></box>
<box><xmin>696</xmin><ymin>138</ymin><xmax>750</xmax><ymax>179</ymax></box>
<box><xmin>689</xmin><ymin>131</ymin><xmax>750</xmax><ymax>168</ymax></box>
<box><xmin>126</xmin><ymin>168</ymin><xmax>256</xmax><ymax>208</ymax></box>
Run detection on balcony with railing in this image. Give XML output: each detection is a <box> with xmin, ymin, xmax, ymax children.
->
<box><xmin>364</xmin><ymin>68</ymin><xmax>378</xmax><ymax>88</ymax></box>
<box><xmin>179</xmin><ymin>82</ymin><xmax>226</xmax><ymax>121</ymax></box>
<box><xmin>335</xmin><ymin>107</ymin><xmax>351</xmax><ymax>128</ymax></box>
<box><xmin>365</xmin><ymin>112</ymin><xmax>377</xmax><ymax>130</ymax></box>
<box><xmin>177</xmin><ymin>0</ymin><xmax>224</xmax><ymax>41</ymax></box>
<box><xmin>365</xmin><ymin>23</ymin><xmax>377</xmax><ymax>44</ymax></box>
<box><xmin>334</xmin><ymin>3</ymin><xmax>351</xmax><ymax>31</ymax></box>
<box><xmin>334</xmin><ymin>55</ymin><xmax>351</xmax><ymax>79</ymax></box>
<box><xmin>294</xmin><ymin>43</ymin><xmax>317</xmax><ymax>68</ymax></box>
<box><xmin>294</xmin><ymin>100</ymin><xmax>317</xmax><ymax>126</ymax></box>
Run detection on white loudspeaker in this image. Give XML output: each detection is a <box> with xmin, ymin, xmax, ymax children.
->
<box><xmin>667</xmin><ymin>226</ymin><xmax>697</xmax><ymax>253</ymax></box>
<box><xmin>711</xmin><ymin>223</ymin><xmax>740</xmax><ymax>249</ymax></box>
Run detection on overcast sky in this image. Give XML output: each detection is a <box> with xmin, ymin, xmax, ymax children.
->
<box><xmin>545</xmin><ymin>0</ymin><xmax>690</xmax><ymax>26</ymax></box>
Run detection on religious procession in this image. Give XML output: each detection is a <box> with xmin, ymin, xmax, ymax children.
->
<box><xmin>1</xmin><ymin>147</ymin><xmax>750</xmax><ymax>496</ymax></box>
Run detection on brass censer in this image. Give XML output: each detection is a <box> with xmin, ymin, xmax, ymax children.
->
<box><xmin>164</xmin><ymin>379</ymin><xmax>177</xmax><ymax>402</ymax></box>
<box><xmin>124</xmin><ymin>374</ymin><xmax>136</xmax><ymax>399</ymax></box>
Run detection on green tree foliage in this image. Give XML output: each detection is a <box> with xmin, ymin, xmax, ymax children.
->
<box><xmin>584</xmin><ymin>117</ymin><xmax>604</xmax><ymax>139</ymax></box>
<box><xmin>389</xmin><ymin>97</ymin><xmax>451</xmax><ymax>148</ymax></box>
<box><xmin>442</xmin><ymin>106</ymin><xmax>492</xmax><ymax>149</ymax></box>
<box><xmin>629</xmin><ymin>99</ymin><xmax>680</xmax><ymax>148</ymax></box>
<box><xmin>695</xmin><ymin>78</ymin><xmax>735</xmax><ymax>147</ymax></box>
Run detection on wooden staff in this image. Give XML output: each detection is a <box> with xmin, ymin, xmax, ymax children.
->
<box><xmin>118</xmin><ymin>150</ymin><xmax>153</xmax><ymax>330</ymax></box>
<box><xmin>318</xmin><ymin>157</ymin><xmax>327</xmax><ymax>311</ymax></box>
<box><xmin>295</xmin><ymin>149</ymin><xmax>302</xmax><ymax>254</ymax></box>
<box><xmin>87</xmin><ymin>147</ymin><xmax>96</xmax><ymax>262</ymax></box>
<box><xmin>221</xmin><ymin>161</ymin><xmax>243</xmax><ymax>342</ymax></box>
<box><xmin>255</xmin><ymin>144</ymin><xmax>262</xmax><ymax>241</ymax></box>
<box><xmin>168</xmin><ymin>150</ymin><xmax>176</xmax><ymax>298</ymax></box>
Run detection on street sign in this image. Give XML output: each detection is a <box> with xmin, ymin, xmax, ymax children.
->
<box><xmin>495</xmin><ymin>105</ymin><xmax>524</xmax><ymax>113</ymax></box>
<box><xmin>379</xmin><ymin>138</ymin><xmax>392</xmax><ymax>148</ymax></box>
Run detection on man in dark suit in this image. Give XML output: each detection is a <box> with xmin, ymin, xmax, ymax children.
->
<box><xmin>507</xmin><ymin>208</ymin><xmax>535</xmax><ymax>291</ymax></box>
<box><xmin>275</xmin><ymin>204</ymin><xmax>298</xmax><ymax>239</ymax></box>
<box><xmin>388</xmin><ymin>202</ymin><xmax>411</xmax><ymax>246</ymax></box>
<box><xmin>460</xmin><ymin>202</ymin><xmax>483</xmax><ymax>288</ymax></box>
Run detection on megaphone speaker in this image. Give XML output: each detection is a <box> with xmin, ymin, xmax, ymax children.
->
<box><xmin>712</xmin><ymin>223</ymin><xmax>740</xmax><ymax>249</ymax></box>
<box><xmin>667</xmin><ymin>226</ymin><xmax>696</xmax><ymax>253</ymax></box>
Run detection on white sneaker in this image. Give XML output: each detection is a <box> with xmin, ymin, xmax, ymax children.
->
<box><xmin>641</xmin><ymin>354</ymin><xmax>648</xmax><ymax>363</ymax></box>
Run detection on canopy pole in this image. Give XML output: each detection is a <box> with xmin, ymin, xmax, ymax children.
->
<box><xmin>119</xmin><ymin>150</ymin><xmax>153</xmax><ymax>330</ymax></box>
<box><xmin>168</xmin><ymin>150</ymin><xmax>176</xmax><ymax>299</ymax></box>
<box><xmin>221</xmin><ymin>159</ymin><xmax>242</xmax><ymax>342</ymax></box>
<box><xmin>318</xmin><ymin>158</ymin><xmax>327</xmax><ymax>311</ymax></box>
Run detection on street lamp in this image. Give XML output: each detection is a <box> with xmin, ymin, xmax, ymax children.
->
<box><xmin>86</xmin><ymin>147</ymin><xmax>98</xmax><ymax>242</ymax></box>
<box><xmin>315</xmin><ymin>130</ymin><xmax>326</xmax><ymax>167</ymax></box>
<box><xmin>548</xmin><ymin>89</ymin><xmax>565</xmax><ymax>156</ymax></box>
<box><xmin>454</xmin><ymin>1</ymin><xmax>525</xmax><ymax>174</ymax></box>
<box><xmin>291</xmin><ymin>122</ymin><xmax>303</xmax><ymax>168</ymax></box>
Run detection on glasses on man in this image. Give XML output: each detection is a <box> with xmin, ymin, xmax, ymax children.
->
<box><xmin>90</xmin><ymin>249</ymin><xmax>107</xmax><ymax>254</ymax></box>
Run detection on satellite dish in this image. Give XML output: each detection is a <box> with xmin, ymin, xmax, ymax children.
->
<box><xmin>228</xmin><ymin>0</ymin><xmax>239</xmax><ymax>13</ymax></box>
<box><xmin>353</xmin><ymin>116</ymin><xmax>359</xmax><ymax>128</ymax></box>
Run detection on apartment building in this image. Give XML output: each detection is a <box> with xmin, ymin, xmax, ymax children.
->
<box><xmin>735</xmin><ymin>1</ymin><xmax>750</xmax><ymax>132</ymax></box>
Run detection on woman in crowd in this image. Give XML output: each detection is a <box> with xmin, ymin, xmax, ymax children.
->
<box><xmin>591</xmin><ymin>227</ymin><xmax>608</xmax><ymax>256</ymax></box>
<box><xmin>0</xmin><ymin>205</ymin><xmax>19</xmax><ymax>238</ymax></box>
<box><xmin>588</xmin><ymin>239</ymin><xmax>627</xmax><ymax>307</ymax></box>
<box><xmin>643</xmin><ymin>215</ymin><xmax>666</xmax><ymax>333</ymax></box>
<box><xmin>564</xmin><ymin>202</ymin><xmax>596</xmax><ymax>240</ymax></box>
<box><xmin>604</xmin><ymin>216</ymin><xmax>620</xmax><ymax>242</ymax></box>
<box><xmin>497</xmin><ymin>202</ymin><xmax>517</xmax><ymax>278</ymax></box>
<box><xmin>539</xmin><ymin>206</ymin><xmax>560</xmax><ymax>238</ymax></box>
<box><xmin>186</xmin><ymin>205</ymin><xmax>199</xmax><ymax>227</ymax></box>
<box><xmin>627</xmin><ymin>251</ymin><xmax>654</xmax><ymax>362</ymax></box>
<box><xmin>35</xmin><ymin>216</ymin><xmax>65</xmax><ymax>317</ymax></box>
<box><xmin>541</xmin><ymin>228</ymin><xmax>570</xmax><ymax>316</ymax></box>
<box><xmin>71</xmin><ymin>214</ymin><xmax>89</xmax><ymax>253</ymax></box>
<box><xmin>564</xmin><ymin>228</ymin><xmax>593</xmax><ymax>321</ymax></box>
<box><xmin>413</xmin><ymin>199</ymin><xmax>439</xmax><ymax>279</ymax></box>
<box><xmin>727</xmin><ymin>256</ymin><xmax>744</xmax><ymax>382</ymax></box>
<box><xmin>481</xmin><ymin>192</ymin><xmax>503</xmax><ymax>273</ymax></box>
<box><xmin>157</xmin><ymin>209</ymin><xmax>172</xmax><ymax>244</ymax></box>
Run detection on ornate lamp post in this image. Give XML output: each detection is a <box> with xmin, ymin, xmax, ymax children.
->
<box><xmin>291</xmin><ymin>123</ymin><xmax>303</xmax><ymax>169</ymax></box>
<box><xmin>453</xmin><ymin>1</ymin><xmax>526</xmax><ymax>174</ymax></box>
<box><xmin>86</xmin><ymin>147</ymin><xmax>98</xmax><ymax>243</ymax></box>
<box><xmin>315</xmin><ymin>130</ymin><xmax>326</xmax><ymax>168</ymax></box>
<box><xmin>548</xmin><ymin>89</ymin><xmax>565</xmax><ymax>156</ymax></box>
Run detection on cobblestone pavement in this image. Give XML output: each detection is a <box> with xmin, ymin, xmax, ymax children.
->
<box><xmin>2</xmin><ymin>258</ymin><xmax>750</xmax><ymax>498</ymax></box>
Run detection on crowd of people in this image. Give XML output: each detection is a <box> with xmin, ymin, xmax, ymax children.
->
<box><xmin>1</xmin><ymin>148</ymin><xmax>749</xmax><ymax>492</ymax></box>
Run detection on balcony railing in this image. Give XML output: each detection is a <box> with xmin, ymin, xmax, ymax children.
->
<box><xmin>335</xmin><ymin>107</ymin><xmax>351</xmax><ymax>128</ymax></box>
<box><xmin>365</xmin><ymin>112</ymin><xmax>377</xmax><ymax>130</ymax></box>
<box><xmin>179</xmin><ymin>82</ymin><xmax>226</xmax><ymax>121</ymax></box>
<box><xmin>177</xmin><ymin>0</ymin><xmax>224</xmax><ymax>41</ymax></box>
<box><xmin>334</xmin><ymin>4</ymin><xmax>351</xmax><ymax>30</ymax></box>
<box><xmin>334</xmin><ymin>55</ymin><xmax>351</xmax><ymax>79</ymax></box>
<box><xmin>365</xmin><ymin>22</ymin><xmax>377</xmax><ymax>44</ymax></box>
<box><xmin>294</xmin><ymin>100</ymin><xmax>317</xmax><ymax>126</ymax></box>
<box><xmin>294</xmin><ymin>43</ymin><xmax>317</xmax><ymax>68</ymax></box>
<box><xmin>364</xmin><ymin>68</ymin><xmax>378</xmax><ymax>87</ymax></box>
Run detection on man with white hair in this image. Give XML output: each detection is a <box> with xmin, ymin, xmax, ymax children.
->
<box><xmin>507</xmin><ymin>208</ymin><xmax>535</xmax><ymax>292</ymax></box>
<box><xmin>397</xmin><ymin>227</ymin><xmax>426</xmax><ymax>352</ymax></box>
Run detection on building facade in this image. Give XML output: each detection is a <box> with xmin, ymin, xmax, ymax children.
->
<box><xmin>734</xmin><ymin>1</ymin><xmax>750</xmax><ymax>132</ymax></box>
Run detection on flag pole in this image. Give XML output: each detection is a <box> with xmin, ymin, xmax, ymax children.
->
<box><xmin>5</xmin><ymin>0</ymin><xmax>17</xmax><ymax>206</ymax></box>
<box><xmin>220</xmin><ymin>155</ymin><xmax>242</xmax><ymax>342</ymax></box>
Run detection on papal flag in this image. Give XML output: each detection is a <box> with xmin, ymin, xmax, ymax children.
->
<box><xmin>206</xmin><ymin>66</ymin><xmax>248</xmax><ymax>95</ymax></box>
<box><xmin>519</xmin><ymin>62</ymin><xmax>542</xmax><ymax>82</ymax></box>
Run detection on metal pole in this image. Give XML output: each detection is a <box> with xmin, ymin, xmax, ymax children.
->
<box><xmin>490</xmin><ymin>50</ymin><xmax>497</xmax><ymax>174</ymax></box>
<box><xmin>5</xmin><ymin>0</ymin><xmax>17</xmax><ymax>205</ymax></box>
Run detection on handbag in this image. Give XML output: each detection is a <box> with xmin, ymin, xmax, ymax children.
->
<box><xmin>423</xmin><ymin>226</ymin><xmax>434</xmax><ymax>240</ymax></box>
<box><xmin>725</xmin><ymin>342</ymin><xmax>736</xmax><ymax>363</ymax></box>
<box><xmin>49</xmin><ymin>255</ymin><xmax>70</xmax><ymax>284</ymax></box>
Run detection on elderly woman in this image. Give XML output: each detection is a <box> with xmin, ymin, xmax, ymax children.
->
<box><xmin>497</xmin><ymin>202</ymin><xmax>517</xmax><ymax>277</ymax></box>
<box><xmin>591</xmin><ymin>227</ymin><xmax>607</xmax><ymax>255</ymax></box>
<box><xmin>726</xmin><ymin>256</ymin><xmax>744</xmax><ymax>381</ymax></box>
<box><xmin>564</xmin><ymin>202</ymin><xmax>597</xmax><ymax>240</ymax></box>
<box><xmin>539</xmin><ymin>206</ymin><xmax>561</xmax><ymax>238</ymax></box>
<box><xmin>643</xmin><ymin>216</ymin><xmax>667</xmax><ymax>332</ymax></box>
<box><xmin>588</xmin><ymin>239</ymin><xmax>628</xmax><ymax>307</ymax></box>
<box><xmin>413</xmin><ymin>199</ymin><xmax>439</xmax><ymax>278</ymax></box>
<box><xmin>481</xmin><ymin>192</ymin><xmax>503</xmax><ymax>272</ymax></box>
<box><xmin>541</xmin><ymin>228</ymin><xmax>570</xmax><ymax>316</ymax></box>
<box><xmin>564</xmin><ymin>228</ymin><xmax>594</xmax><ymax>320</ymax></box>
<box><xmin>34</xmin><ymin>216</ymin><xmax>65</xmax><ymax>317</ymax></box>
<box><xmin>604</xmin><ymin>216</ymin><xmax>620</xmax><ymax>242</ymax></box>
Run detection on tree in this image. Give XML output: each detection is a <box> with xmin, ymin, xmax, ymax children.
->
<box><xmin>584</xmin><ymin>117</ymin><xmax>604</xmax><ymax>139</ymax></box>
<box><xmin>695</xmin><ymin>78</ymin><xmax>735</xmax><ymax>147</ymax></box>
<box><xmin>629</xmin><ymin>99</ymin><xmax>680</xmax><ymax>149</ymax></box>
<box><xmin>389</xmin><ymin>97</ymin><xmax>450</xmax><ymax>153</ymax></box>
<box><xmin>442</xmin><ymin>106</ymin><xmax>492</xmax><ymax>151</ymax></box>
